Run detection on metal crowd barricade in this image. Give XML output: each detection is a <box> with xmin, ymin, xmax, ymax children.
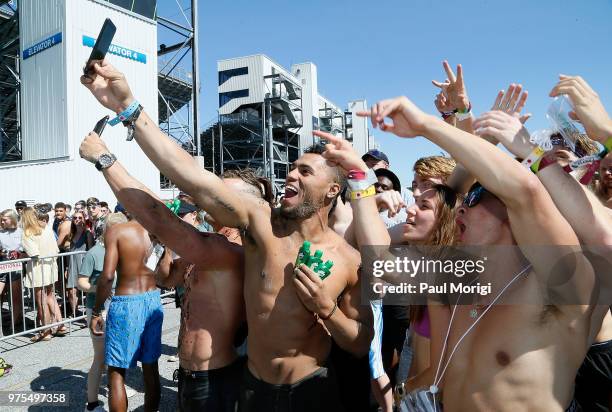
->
<box><xmin>0</xmin><ymin>250</ymin><xmax>87</xmax><ymax>342</ymax></box>
<box><xmin>0</xmin><ymin>251</ymin><xmax>176</xmax><ymax>342</ymax></box>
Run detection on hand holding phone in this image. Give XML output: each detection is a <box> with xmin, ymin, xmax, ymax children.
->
<box><xmin>93</xmin><ymin>115</ymin><xmax>109</xmax><ymax>137</ymax></box>
<box><xmin>84</xmin><ymin>18</ymin><xmax>116</xmax><ymax>77</ymax></box>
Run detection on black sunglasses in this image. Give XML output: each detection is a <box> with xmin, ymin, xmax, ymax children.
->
<box><xmin>463</xmin><ymin>185</ymin><xmax>486</xmax><ymax>208</ymax></box>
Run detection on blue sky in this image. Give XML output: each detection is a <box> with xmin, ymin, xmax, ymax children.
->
<box><xmin>158</xmin><ymin>0</ymin><xmax>612</xmax><ymax>187</ymax></box>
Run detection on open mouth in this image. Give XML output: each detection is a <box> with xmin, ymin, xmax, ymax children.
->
<box><xmin>284</xmin><ymin>185</ymin><xmax>299</xmax><ymax>199</ymax></box>
<box><xmin>456</xmin><ymin>218</ymin><xmax>466</xmax><ymax>235</ymax></box>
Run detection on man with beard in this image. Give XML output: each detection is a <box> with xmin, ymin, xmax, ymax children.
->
<box><xmin>80</xmin><ymin>134</ymin><xmax>272</xmax><ymax>411</ymax></box>
<box><xmin>81</xmin><ymin>60</ymin><xmax>372</xmax><ymax>412</ymax></box>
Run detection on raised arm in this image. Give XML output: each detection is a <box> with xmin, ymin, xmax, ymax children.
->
<box><xmin>79</xmin><ymin>132</ymin><xmax>243</xmax><ymax>267</ymax></box>
<box><xmin>432</xmin><ymin>60</ymin><xmax>473</xmax><ymax>134</ymax></box>
<box><xmin>316</xmin><ymin>130</ymin><xmax>391</xmax><ymax>247</ymax></box>
<box><xmin>549</xmin><ymin>75</ymin><xmax>612</xmax><ymax>145</ymax></box>
<box><xmin>80</xmin><ymin>61</ymin><xmax>249</xmax><ymax>230</ymax></box>
<box><xmin>473</xmin><ymin>92</ymin><xmax>612</xmax><ymax>246</ymax></box>
<box><xmin>363</xmin><ymin>97</ymin><xmax>591</xmax><ymax>309</ymax></box>
<box><xmin>447</xmin><ymin>83</ymin><xmax>531</xmax><ymax>194</ymax></box>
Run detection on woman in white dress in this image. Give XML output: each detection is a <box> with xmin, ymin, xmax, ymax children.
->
<box><xmin>21</xmin><ymin>208</ymin><xmax>66</xmax><ymax>341</ymax></box>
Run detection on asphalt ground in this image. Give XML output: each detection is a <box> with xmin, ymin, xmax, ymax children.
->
<box><xmin>0</xmin><ymin>296</ymin><xmax>180</xmax><ymax>411</ymax></box>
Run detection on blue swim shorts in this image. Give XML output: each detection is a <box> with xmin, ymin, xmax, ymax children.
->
<box><xmin>105</xmin><ymin>289</ymin><xmax>163</xmax><ymax>369</ymax></box>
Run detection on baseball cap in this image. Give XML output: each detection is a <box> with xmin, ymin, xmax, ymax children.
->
<box><xmin>15</xmin><ymin>200</ymin><xmax>27</xmax><ymax>208</ymax></box>
<box><xmin>114</xmin><ymin>203</ymin><xmax>126</xmax><ymax>213</ymax></box>
<box><xmin>362</xmin><ymin>149</ymin><xmax>389</xmax><ymax>165</ymax></box>
<box><xmin>177</xmin><ymin>202</ymin><xmax>197</xmax><ymax>215</ymax></box>
<box><xmin>375</xmin><ymin>169</ymin><xmax>402</xmax><ymax>192</ymax></box>
<box><xmin>86</xmin><ymin>197</ymin><xmax>100</xmax><ymax>206</ymax></box>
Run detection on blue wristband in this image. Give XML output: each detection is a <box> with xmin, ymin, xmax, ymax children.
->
<box><xmin>109</xmin><ymin>101</ymin><xmax>139</xmax><ymax>126</ymax></box>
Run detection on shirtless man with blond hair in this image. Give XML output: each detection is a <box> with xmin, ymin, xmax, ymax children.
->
<box><xmin>81</xmin><ymin>60</ymin><xmax>372</xmax><ymax>412</ymax></box>
<box><xmin>349</xmin><ymin>94</ymin><xmax>600</xmax><ymax>411</ymax></box>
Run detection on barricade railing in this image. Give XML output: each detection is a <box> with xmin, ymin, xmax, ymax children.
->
<box><xmin>0</xmin><ymin>250</ymin><xmax>175</xmax><ymax>343</ymax></box>
<box><xmin>0</xmin><ymin>251</ymin><xmax>87</xmax><ymax>342</ymax></box>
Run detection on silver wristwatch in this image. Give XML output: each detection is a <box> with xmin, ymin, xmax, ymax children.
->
<box><xmin>95</xmin><ymin>153</ymin><xmax>117</xmax><ymax>171</ymax></box>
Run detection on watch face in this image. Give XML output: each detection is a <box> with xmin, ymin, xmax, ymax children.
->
<box><xmin>99</xmin><ymin>154</ymin><xmax>112</xmax><ymax>167</ymax></box>
<box><xmin>97</xmin><ymin>153</ymin><xmax>115</xmax><ymax>170</ymax></box>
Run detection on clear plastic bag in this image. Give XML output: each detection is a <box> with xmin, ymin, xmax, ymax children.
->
<box><xmin>546</xmin><ymin>95</ymin><xmax>582</xmax><ymax>151</ymax></box>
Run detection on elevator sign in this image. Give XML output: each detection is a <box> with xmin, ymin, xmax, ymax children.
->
<box><xmin>23</xmin><ymin>32</ymin><xmax>63</xmax><ymax>60</ymax></box>
<box><xmin>82</xmin><ymin>35</ymin><xmax>147</xmax><ymax>64</ymax></box>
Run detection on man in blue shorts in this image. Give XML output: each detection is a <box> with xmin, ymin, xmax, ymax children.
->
<box><xmin>90</xmin><ymin>220</ymin><xmax>163</xmax><ymax>412</ymax></box>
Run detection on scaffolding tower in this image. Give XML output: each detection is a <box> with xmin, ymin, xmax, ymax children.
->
<box><xmin>0</xmin><ymin>1</ymin><xmax>20</xmax><ymax>162</ymax></box>
<box><xmin>319</xmin><ymin>102</ymin><xmax>345</xmax><ymax>136</ymax></box>
<box><xmin>0</xmin><ymin>0</ymin><xmax>198</xmax><ymax>184</ymax></box>
<box><xmin>156</xmin><ymin>0</ymin><xmax>198</xmax><ymax>190</ymax></box>
<box><xmin>208</xmin><ymin>70</ymin><xmax>303</xmax><ymax>194</ymax></box>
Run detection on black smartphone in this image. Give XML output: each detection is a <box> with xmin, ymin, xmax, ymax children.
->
<box><xmin>84</xmin><ymin>18</ymin><xmax>116</xmax><ymax>76</ymax></box>
<box><xmin>94</xmin><ymin>115</ymin><xmax>109</xmax><ymax>137</ymax></box>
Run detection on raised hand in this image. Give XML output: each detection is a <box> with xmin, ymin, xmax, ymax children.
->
<box><xmin>432</xmin><ymin>60</ymin><xmax>470</xmax><ymax>112</ymax></box>
<box><xmin>80</xmin><ymin>60</ymin><xmax>135</xmax><ymax>114</ymax></box>
<box><xmin>550</xmin><ymin>75</ymin><xmax>612</xmax><ymax>143</ymax></box>
<box><xmin>473</xmin><ymin>111</ymin><xmax>533</xmax><ymax>158</ymax></box>
<box><xmin>79</xmin><ymin>132</ymin><xmax>111</xmax><ymax>164</ymax></box>
<box><xmin>375</xmin><ymin>190</ymin><xmax>406</xmax><ymax>217</ymax></box>
<box><xmin>434</xmin><ymin>91</ymin><xmax>454</xmax><ymax>114</ymax></box>
<box><xmin>315</xmin><ymin>130</ymin><xmax>368</xmax><ymax>173</ymax></box>
<box><xmin>356</xmin><ymin>97</ymin><xmax>432</xmax><ymax>138</ymax></box>
<box><xmin>491</xmin><ymin>84</ymin><xmax>531</xmax><ymax>123</ymax></box>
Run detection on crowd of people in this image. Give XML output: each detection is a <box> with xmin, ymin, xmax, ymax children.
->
<box><xmin>3</xmin><ymin>55</ymin><xmax>612</xmax><ymax>412</ymax></box>
<box><xmin>0</xmin><ymin>198</ymin><xmax>127</xmax><ymax>339</ymax></box>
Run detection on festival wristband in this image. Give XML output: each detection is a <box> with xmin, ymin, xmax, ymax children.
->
<box><xmin>109</xmin><ymin>100</ymin><xmax>139</xmax><ymax>126</ymax></box>
<box><xmin>522</xmin><ymin>146</ymin><xmax>546</xmax><ymax>172</ymax></box>
<box><xmin>349</xmin><ymin>185</ymin><xmax>376</xmax><ymax>200</ymax></box>
<box><xmin>319</xmin><ymin>300</ymin><xmax>338</xmax><ymax>320</ymax></box>
<box><xmin>604</xmin><ymin>137</ymin><xmax>612</xmax><ymax>153</ymax></box>
<box><xmin>455</xmin><ymin>102</ymin><xmax>472</xmax><ymax>121</ymax></box>
<box><xmin>579</xmin><ymin>160</ymin><xmax>601</xmax><ymax>185</ymax></box>
<box><xmin>536</xmin><ymin>156</ymin><xmax>556</xmax><ymax>172</ymax></box>
<box><xmin>347</xmin><ymin>168</ymin><xmax>377</xmax><ymax>191</ymax></box>
<box><xmin>347</xmin><ymin>169</ymin><xmax>367</xmax><ymax>180</ymax></box>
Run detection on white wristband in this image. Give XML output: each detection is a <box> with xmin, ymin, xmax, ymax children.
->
<box><xmin>347</xmin><ymin>168</ymin><xmax>377</xmax><ymax>192</ymax></box>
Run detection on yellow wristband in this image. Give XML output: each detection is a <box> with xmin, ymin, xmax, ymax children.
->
<box><xmin>521</xmin><ymin>146</ymin><xmax>546</xmax><ymax>173</ymax></box>
<box><xmin>350</xmin><ymin>185</ymin><xmax>376</xmax><ymax>200</ymax></box>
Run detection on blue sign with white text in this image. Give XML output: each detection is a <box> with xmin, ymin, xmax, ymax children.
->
<box><xmin>23</xmin><ymin>32</ymin><xmax>62</xmax><ymax>60</ymax></box>
<box><xmin>82</xmin><ymin>36</ymin><xmax>147</xmax><ymax>64</ymax></box>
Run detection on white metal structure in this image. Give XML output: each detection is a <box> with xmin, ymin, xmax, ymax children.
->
<box><xmin>210</xmin><ymin>54</ymin><xmax>371</xmax><ymax>192</ymax></box>
<box><xmin>217</xmin><ymin>54</ymin><xmax>370</xmax><ymax>153</ymax></box>
<box><xmin>0</xmin><ymin>0</ymin><xmax>159</xmax><ymax>208</ymax></box>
